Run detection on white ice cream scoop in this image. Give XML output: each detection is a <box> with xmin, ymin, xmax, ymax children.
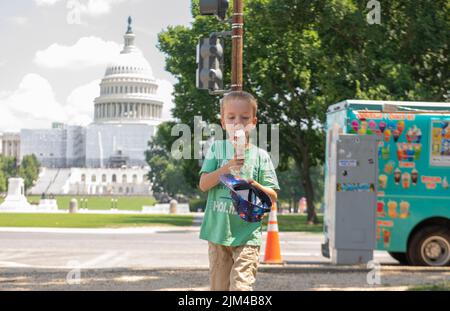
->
<box><xmin>235</xmin><ymin>129</ymin><xmax>246</xmax><ymax>160</ymax></box>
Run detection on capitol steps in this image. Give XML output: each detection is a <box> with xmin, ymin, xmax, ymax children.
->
<box><xmin>46</xmin><ymin>169</ymin><xmax>72</xmax><ymax>195</ymax></box>
<box><xmin>28</xmin><ymin>169</ymin><xmax>59</xmax><ymax>195</ymax></box>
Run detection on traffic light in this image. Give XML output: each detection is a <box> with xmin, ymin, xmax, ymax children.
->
<box><xmin>196</xmin><ymin>35</ymin><xmax>224</xmax><ymax>92</ymax></box>
<box><xmin>199</xmin><ymin>0</ymin><xmax>229</xmax><ymax>21</ymax></box>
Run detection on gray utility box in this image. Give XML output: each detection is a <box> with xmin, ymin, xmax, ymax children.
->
<box><xmin>327</xmin><ymin>134</ymin><xmax>378</xmax><ymax>265</ymax></box>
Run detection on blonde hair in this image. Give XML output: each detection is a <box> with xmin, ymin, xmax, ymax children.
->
<box><xmin>220</xmin><ymin>91</ymin><xmax>258</xmax><ymax>117</ymax></box>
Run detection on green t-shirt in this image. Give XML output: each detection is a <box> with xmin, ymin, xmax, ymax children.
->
<box><xmin>199</xmin><ymin>139</ymin><xmax>280</xmax><ymax>246</ymax></box>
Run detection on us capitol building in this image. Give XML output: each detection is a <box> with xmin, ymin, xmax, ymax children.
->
<box><xmin>0</xmin><ymin>17</ymin><xmax>164</xmax><ymax>196</ymax></box>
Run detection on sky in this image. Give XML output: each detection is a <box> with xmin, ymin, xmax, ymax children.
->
<box><xmin>0</xmin><ymin>0</ymin><xmax>193</xmax><ymax>132</ymax></box>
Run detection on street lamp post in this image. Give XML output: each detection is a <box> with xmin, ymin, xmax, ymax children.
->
<box><xmin>231</xmin><ymin>0</ymin><xmax>244</xmax><ymax>91</ymax></box>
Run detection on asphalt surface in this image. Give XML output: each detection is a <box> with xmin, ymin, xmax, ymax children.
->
<box><xmin>1</xmin><ymin>228</ymin><xmax>449</xmax><ymax>291</ymax></box>
<box><xmin>0</xmin><ymin>229</ymin><xmax>396</xmax><ymax>269</ymax></box>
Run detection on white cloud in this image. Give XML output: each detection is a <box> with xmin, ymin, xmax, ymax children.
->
<box><xmin>0</xmin><ymin>76</ymin><xmax>101</xmax><ymax>132</ymax></box>
<box><xmin>0</xmin><ymin>91</ymin><xmax>10</xmax><ymax>98</ymax></box>
<box><xmin>81</xmin><ymin>0</ymin><xmax>126</xmax><ymax>16</ymax></box>
<box><xmin>34</xmin><ymin>36</ymin><xmax>121</xmax><ymax>69</ymax></box>
<box><xmin>64</xmin><ymin>79</ymin><xmax>100</xmax><ymax>126</ymax></box>
<box><xmin>0</xmin><ymin>74</ymin><xmax>67</xmax><ymax>132</ymax></box>
<box><xmin>34</xmin><ymin>0</ymin><xmax>126</xmax><ymax>17</ymax></box>
<box><xmin>157</xmin><ymin>79</ymin><xmax>175</xmax><ymax>121</ymax></box>
<box><xmin>34</xmin><ymin>0</ymin><xmax>62</xmax><ymax>6</ymax></box>
<box><xmin>7</xmin><ymin>16</ymin><xmax>28</xmax><ymax>25</ymax></box>
<box><xmin>0</xmin><ymin>106</ymin><xmax>20</xmax><ymax>133</ymax></box>
<box><xmin>0</xmin><ymin>75</ymin><xmax>176</xmax><ymax>132</ymax></box>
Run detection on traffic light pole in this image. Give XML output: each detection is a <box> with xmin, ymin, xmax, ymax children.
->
<box><xmin>231</xmin><ymin>0</ymin><xmax>243</xmax><ymax>91</ymax></box>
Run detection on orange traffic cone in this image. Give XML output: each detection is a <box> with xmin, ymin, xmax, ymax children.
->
<box><xmin>263</xmin><ymin>202</ymin><xmax>283</xmax><ymax>264</ymax></box>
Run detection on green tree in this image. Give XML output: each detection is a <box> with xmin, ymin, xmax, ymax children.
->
<box><xmin>0</xmin><ymin>156</ymin><xmax>18</xmax><ymax>178</ymax></box>
<box><xmin>0</xmin><ymin>159</ymin><xmax>7</xmax><ymax>193</ymax></box>
<box><xmin>157</xmin><ymin>0</ymin><xmax>449</xmax><ymax>223</ymax></box>
<box><xmin>145</xmin><ymin>122</ymin><xmax>199</xmax><ymax>199</ymax></box>
<box><xmin>18</xmin><ymin>154</ymin><xmax>40</xmax><ymax>190</ymax></box>
<box><xmin>0</xmin><ymin>154</ymin><xmax>40</xmax><ymax>192</ymax></box>
<box><xmin>278</xmin><ymin>159</ymin><xmax>324</xmax><ymax>212</ymax></box>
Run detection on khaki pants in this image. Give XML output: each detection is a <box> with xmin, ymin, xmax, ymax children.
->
<box><xmin>208</xmin><ymin>241</ymin><xmax>260</xmax><ymax>291</ymax></box>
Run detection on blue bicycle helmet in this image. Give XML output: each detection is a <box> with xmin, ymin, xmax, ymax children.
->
<box><xmin>219</xmin><ymin>173</ymin><xmax>272</xmax><ymax>222</ymax></box>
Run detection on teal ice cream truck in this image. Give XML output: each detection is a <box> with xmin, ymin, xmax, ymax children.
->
<box><xmin>323</xmin><ymin>100</ymin><xmax>450</xmax><ymax>266</ymax></box>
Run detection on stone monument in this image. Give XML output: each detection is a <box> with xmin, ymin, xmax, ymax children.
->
<box><xmin>0</xmin><ymin>178</ymin><xmax>33</xmax><ymax>211</ymax></box>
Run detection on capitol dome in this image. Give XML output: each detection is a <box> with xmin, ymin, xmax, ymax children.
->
<box><xmin>94</xmin><ymin>17</ymin><xmax>163</xmax><ymax>124</ymax></box>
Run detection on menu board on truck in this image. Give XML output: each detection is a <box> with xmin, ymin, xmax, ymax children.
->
<box><xmin>430</xmin><ymin>120</ymin><xmax>450</xmax><ymax>166</ymax></box>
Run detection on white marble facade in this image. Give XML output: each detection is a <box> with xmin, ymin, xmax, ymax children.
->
<box><xmin>66</xmin><ymin>167</ymin><xmax>151</xmax><ymax>195</ymax></box>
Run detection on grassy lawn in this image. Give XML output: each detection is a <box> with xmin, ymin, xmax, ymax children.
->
<box><xmin>0</xmin><ymin>213</ymin><xmax>193</xmax><ymax>228</ymax></box>
<box><xmin>0</xmin><ymin>201</ymin><xmax>323</xmax><ymax>231</ymax></box>
<box><xmin>0</xmin><ymin>196</ymin><xmax>157</xmax><ymax>211</ymax></box>
<box><xmin>408</xmin><ymin>282</ymin><xmax>450</xmax><ymax>291</ymax></box>
<box><xmin>262</xmin><ymin>214</ymin><xmax>324</xmax><ymax>233</ymax></box>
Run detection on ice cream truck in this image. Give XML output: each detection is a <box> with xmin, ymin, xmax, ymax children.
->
<box><xmin>323</xmin><ymin>100</ymin><xmax>450</xmax><ymax>266</ymax></box>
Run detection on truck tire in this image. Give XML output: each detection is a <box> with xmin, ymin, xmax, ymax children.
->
<box><xmin>388</xmin><ymin>252</ymin><xmax>408</xmax><ymax>265</ymax></box>
<box><xmin>407</xmin><ymin>226</ymin><xmax>450</xmax><ymax>266</ymax></box>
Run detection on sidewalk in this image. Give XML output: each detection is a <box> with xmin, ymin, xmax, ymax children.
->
<box><xmin>1</xmin><ymin>265</ymin><xmax>449</xmax><ymax>291</ymax></box>
<box><xmin>0</xmin><ymin>226</ymin><xmax>201</xmax><ymax>234</ymax></box>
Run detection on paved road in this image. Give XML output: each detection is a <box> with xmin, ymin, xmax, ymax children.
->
<box><xmin>0</xmin><ymin>229</ymin><xmax>396</xmax><ymax>269</ymax></box>
<box><xmin>2</xmin><ymin>228</ymin><xmax>450</xmax><ymax>291</ymax></box>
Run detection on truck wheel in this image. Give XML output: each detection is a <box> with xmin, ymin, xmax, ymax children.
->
<box><xmin>407</xmin><ymin>226</ymin><xmax>450</xmax><ymax>266</ymax></box>
<box><xmin>388</xmin><ymin>252</ymin><xmax>408</xmax><ymax>265</ymax></box>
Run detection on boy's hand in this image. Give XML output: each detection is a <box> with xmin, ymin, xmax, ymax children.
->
<box><xmin>223</xmin><ymin>157</ymin><xmax>245</xmax><ymax>173</ymax></box>
<box><xmin>247</xmin><ymin>178</ymin><xmax>278</xmax><ymax>213</ymax></box>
